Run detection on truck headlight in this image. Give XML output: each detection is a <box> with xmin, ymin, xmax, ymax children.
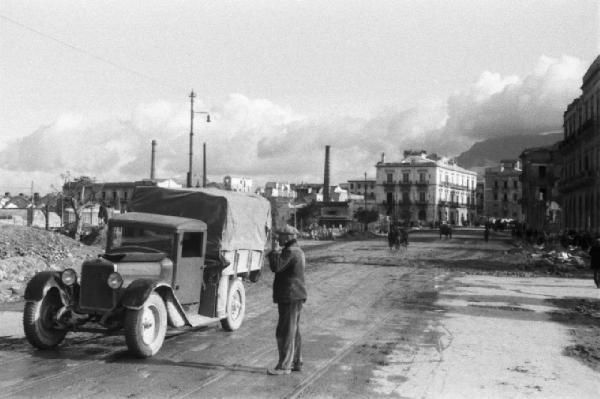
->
<box><xmin>61</xmin><ymin>268</ymin><xmax>77</xmax><ymax>286</ymax></box>
<box><xmin>107</xmin><ymin>272</ymin><xmax>123</xmax><ymax>289</ymax></box>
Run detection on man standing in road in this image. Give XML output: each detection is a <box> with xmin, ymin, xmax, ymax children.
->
<box><xmin>267</xmin><ymin>224</ymin><xmax>307</xmax><ymax>375</ymax></box>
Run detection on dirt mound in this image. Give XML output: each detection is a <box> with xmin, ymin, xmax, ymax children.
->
<box><xmin>0</xmin><ymin>225</ymin><xmax>101</xmax><ymax>303</ymax></box>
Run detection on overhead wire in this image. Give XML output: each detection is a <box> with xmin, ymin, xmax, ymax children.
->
<box><xmin>0</xmin><ymin>13</ymin><xmax>187</xmax><ymax>93</ymax></box>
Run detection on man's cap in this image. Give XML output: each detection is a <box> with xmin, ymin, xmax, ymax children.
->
<box><xmin>275</xmin><ymin>225</ymin><xmax>299</xmax><ymax>235</ymax></box>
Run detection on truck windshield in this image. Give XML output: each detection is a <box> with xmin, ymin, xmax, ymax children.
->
<box><xmin>108</xmin><ymin>225</ymin><xmax>174</xmax><ymax>255</ymax></box>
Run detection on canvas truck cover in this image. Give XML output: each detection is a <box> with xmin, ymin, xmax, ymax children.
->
<box><xmin>130</xmin><ymin>186</ymin><xmax>272</xmax><ymax>261</ymax></box>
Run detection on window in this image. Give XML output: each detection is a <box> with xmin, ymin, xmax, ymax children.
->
<box><xmin>513</xmin><ymin>180</ymin><xmax>518</xmax><ymax>189</ymax></box>
<box><xmin>503</xmin><ymin>193</ymin><xmax>508</xmax><ymax>201</ymax></box>
<box><xmin>539</xmin><ymin>166</ymin><xmax>546</xmax><ymax>178</ymax></box>
<box><xmin>513</xmin><ymin>193</ymin><xmax>518</xmax><ymax>201</ymax></box>
<box><xmin>357</xmin><ymin>183</ymin><xmax>361</xmax><ymax>189</ymax></box>
<box><xmin>419</xmin><ymin>192</ymin><xmax>426</xmax><ymax>202</ymax></box>
<box><xmin>124</xmin><ymin>191</ymin><xmax>128</xmax><ymax>200</ymax></box>
<box><xmin>102</xmin><ymin>191</ymin><xmax>106</xmax><ymax>199</ymax></box>
<box><xmin>350</xmin><ymin>183</ymin><xmax>354</xmax><ymax>189</ymax></box>
<box><xmin>113</xmin><ymin>191</ymin><xmax>117</xmax><ymax>200</ymax></box>
<box><xmin>387</xmin><ymin>173</ymin><xmax>393</xmax><ymax>183</ymax></box>
<box><xmin>493</xmin><ymin>193</ymin><xmax>498</xmax><ymax>200</ymax></box>
<box><xmin>386</xmin><ymin>192</ymin><xmax>393</xmax><ymax>204</ymax></box>
<box><xmin>494</xmin><ymin>181</ymin><xmax>498</xmax><ymax>188</ymax></box>
<box><xmin>403</xmin><ymin>173</ymin><xmax>409</xmax><ymax>183</ymax></box>
<box><xmin>182</xmin><ymin>232</ymin><xmax>204</xmax><ymax>257</ymax></box>
<box><xmin>419</xmin><ymin>173</ymin><xmax>426</xmax><ymax>182</ymax></box>
<box><xmin>402</xmin><ymin>192</ymin><xmax>410</xmax><ymax>203</ymax></box>
<box><xmin>503</xmin><ymin>181</ymin><xmax>508</xmax><ymax>189</ymax></box>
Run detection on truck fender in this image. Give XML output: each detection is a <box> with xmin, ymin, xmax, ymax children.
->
<box><xmin>121</xmin><ymin>279</ymin><xmax>187</xmax><ymax>328</ymax></box>
<box><xmin>24</xmin><ymin>271</ymin><xmax>66</xmax><ymax>303</ymax></box>
<box><xmin>121</xmin><ymin>278</ymin><xmax>169</xmax><ymax>310</ymax></box>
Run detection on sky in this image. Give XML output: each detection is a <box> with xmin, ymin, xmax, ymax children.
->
<box><xmin>1</xmin><ymin>0</ymin><xmax>599</xmax><ymax>195</ymax></box>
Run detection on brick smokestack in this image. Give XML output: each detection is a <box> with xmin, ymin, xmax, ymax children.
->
<box><xmin>150</xmin><ymin>140</ymin><xmax>157</xmax><ymax>180</ymax></box>
<box><xmin>323</xmin><ymin>145</ymin><xmax>330</xmax><ymax>203</ymax></box>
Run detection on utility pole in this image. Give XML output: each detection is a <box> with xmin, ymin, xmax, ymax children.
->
<box><xmin>203</xmin><ymin>142</ymin><xmax>207</xmax><ymax>188</ymax></box>
<box><xmin>187</xmin><ymin>90</ymin><xmax>210</xmax><ymax>188</ymax></box>
<box><xmin>364</xmin><ymin>172</ymin><xmax>367</xmax><ymax>210</ymax></box>
<box><xmin>187</xmin><ymin>91</ymin><xmax>195</xmax><ymax>188</ymax></box>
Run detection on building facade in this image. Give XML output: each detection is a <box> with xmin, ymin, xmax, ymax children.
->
<box><xmin>483</xmin><ymin>160</ymin><xmax>522</xmax><ymax>221</ymax></box>
<box><xmin>559</xmin><ymin>55</ymin><xmax>600</xmax><ymax>233</ymax></box>
<box><xmin>520</xmin><ymin>143</ymin><xmax>562</xmax><ymax>232</ymax></box>
<box><xmin>223</xmin><ymin>176</ymin><xmax>252</xmax><ymax>192</ymax></box>
<box><xmin>375</xmin><ymin>151</ymin><xmax>477</xmax><ymax>226</ymax></box>
<box><xmin>264</xmin><ymin>182</ymin><xmax>297</xmax><ymax>198</ymax></box>
<box><xmin>346</xmin><ymin>178</ymin><xmax>377</xmax><ymax>210</ymax></box>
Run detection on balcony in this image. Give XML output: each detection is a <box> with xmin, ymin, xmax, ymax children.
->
<box><xmin>398</xmin><ymin>180</ymin><xmax>412</xmax><ymax>186</ymax></box>
<box><xmin>415</xmin><ymin>180</ymin><xmax>429</xmax><ymax>186</ymax></box>
<box><xmin>382</xmin><ymin>181</ymin><xmax>396</xmax><ymax>191</ymax></box>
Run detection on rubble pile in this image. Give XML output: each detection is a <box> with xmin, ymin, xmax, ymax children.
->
<box><xmin>516</xmin><ymin>241</ymin><xmax>590</xmax><ymax>275</ymax></box>
<box><xmin>0</xmin><ymin>225</ymin><xmax>100</xmax><ymax>303</ymax></box>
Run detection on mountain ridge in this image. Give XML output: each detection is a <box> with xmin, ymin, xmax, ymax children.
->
<box><xmin>455</xmin><ymin>132</ymin><xmax>563</xmax><ymax>171</ymax></box>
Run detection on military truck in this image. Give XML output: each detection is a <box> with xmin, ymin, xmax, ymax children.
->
<box><xmin>23</xmin><ymin>187</ymin><xmax>271</xmax><ymax>357</ymax></box>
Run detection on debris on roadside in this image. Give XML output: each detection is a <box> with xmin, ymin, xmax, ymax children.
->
<box><xmin>0</xmin><ymin>225</ymin><xmax>100</xmax><ymax>303</ymax></box>
<box><xmin>513</xmin><ymin>240</ymin><xmax>591</xmax><ymax>275</ymax></box>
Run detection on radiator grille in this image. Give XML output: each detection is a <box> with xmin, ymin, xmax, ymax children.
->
<box><xmin>79</xmin><ymin>260</ymin><xmax>116</xmax><ymax>311</ymax></box>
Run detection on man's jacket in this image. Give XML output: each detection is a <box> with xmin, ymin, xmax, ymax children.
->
<box><xmin>268</xmin><ymin>240</ymin><xmax>307</xmax><ymax>303</ymax></box>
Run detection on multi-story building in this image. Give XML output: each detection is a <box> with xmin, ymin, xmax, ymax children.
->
<box><xmin>223</xmin><ymin>176</ymin><xmax>252</xmax><ymax>192</ymax></box>
<box><xmin>559</xmin><ymin>55</ymin><xmax>600</xmax><ymax>233</ymax></box>
<box><xmin>375</xmin><ymin>151</ymin><xmax>477</xmax><ymax>226</ymax></box>
<box><xmin>292</xmin><ymin>183</ymin><xmax>322</xmax><ymax>203</ymax></box>
<box><xmin>520</xmin><ymin>143</ymin><xmax>562</xmax><ymax>232</ymax></box>
<box><xmin>264</xmin><ymin>182</ymin><xmax>297</xmax><ymax>198</ymax></box>
<box><xmin>346</xmin><ymin>177</ymin><xmax>377</xmax><ymax>209</ymax></box>
<box><xmin>483</xmin><ymin>160</ymin><xmax>522</xmax><ymax>221</ymax></box>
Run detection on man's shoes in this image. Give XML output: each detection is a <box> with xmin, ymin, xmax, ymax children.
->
<box><xmin>267</xmin><ymin>367</ymin><xmax>291</xmax><ymax>375</ymax></box>
<box><xmin>292</xmin><ymin>362</ymin><xmax>302</xmax><ymax>372</ymax></box>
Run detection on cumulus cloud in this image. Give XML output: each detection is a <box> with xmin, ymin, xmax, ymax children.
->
<box><xmin>444</xmin><ymin>55</ymin><xmax>586</xmax><ymax>140</ymax></box>
<box><xmin>0</xmin><ymin>55</ymin><xmax>588</xmax><ymax>193</ymax></box>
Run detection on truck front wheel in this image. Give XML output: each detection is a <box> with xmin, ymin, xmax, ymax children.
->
<box><xmin>124</xmin><ymin>292</ymin><xmax>167</xmax><ymax>358</ymax></box>
<box><xmin>23</xmin><ymin>289</ymin><xmax>68</xmax><ymax>349</ymax></box>
<box><xmin>221</xmin><ymin>279</ymin><xmax>246</xmax><ymax>331</ymax></box>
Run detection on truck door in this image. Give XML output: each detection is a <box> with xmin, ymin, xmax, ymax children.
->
<box><xmin>175</xmin><ymin>232</ymin><xmax>205</xmax><ymax>304</ymax></box>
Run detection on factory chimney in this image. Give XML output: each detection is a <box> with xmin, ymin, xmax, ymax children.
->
<box><xmin>323</xmin><ymin>145</ymin><xmax>330</xmax><ymax>203</ymax></box>
<box><xmin>150</xmin><ymin>140</ymin><xmax>157</xmax><ymax>179</ymax></box>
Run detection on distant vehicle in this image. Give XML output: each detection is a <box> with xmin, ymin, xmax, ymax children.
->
<box><xmin>23</xmin><ymin>188</ymin><xmax>271</xmax><ymax>357</ymax></box>
<box><xmin>440</xmin><ymin>223</ymin><xmax>452</xmax><ymax>239</ymax></box>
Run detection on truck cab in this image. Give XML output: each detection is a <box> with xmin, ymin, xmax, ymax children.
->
<box><xmin>23</xmin><ymin>212</ymin><xmax>250</xmax><ymax>358</ymax></box>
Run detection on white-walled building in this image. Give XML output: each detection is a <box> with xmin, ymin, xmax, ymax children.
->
<box><xmin>375</xmin><ymin>151</ymin><xmax>477</xmax><ymax>226</ymax></box>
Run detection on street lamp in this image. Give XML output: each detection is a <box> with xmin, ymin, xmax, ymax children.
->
<box><xmin>187</xmin><ymin>90</ymin><xmax>210</xmax><ymax>188</ymax></box>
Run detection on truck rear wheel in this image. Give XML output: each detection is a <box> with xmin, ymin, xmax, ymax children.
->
<box><xmin>124</xmin><ymin>292</ymin><xmax>167</xmax><ymax>358</ymax></box>
<box><xmin>221</xmin><ymin>279</ymin><xmax>245</xmax><ymax>331</ymax></box>
<box><xmin>23</xmin><ymin>289</ymin><xmax>67</xmax><ymax>349</ymax></box>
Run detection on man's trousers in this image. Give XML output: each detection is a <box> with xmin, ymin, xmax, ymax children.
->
<box><xmin>276</xmin><ymin>301</ymin><xmax>303</xmax><ymax>370</ymax></box>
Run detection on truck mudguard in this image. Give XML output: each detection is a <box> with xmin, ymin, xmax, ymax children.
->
<box><xmin>121</xmin><ymin>278</ymin><xmax>173</xmax><ymax>310</ymax></box>
<box><xmin>24</xmin><ymin>271</ymin><xmax>64</xmax><ymax>302</ymax></box>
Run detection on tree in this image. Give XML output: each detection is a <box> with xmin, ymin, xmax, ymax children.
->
<box><xmin>62</xmin><ymin>176</ymin><xmax>98</xmax><ymax>241</ymax></box>
<box><xmin>294</xmin><ymin>201</ymin><xmax>321</xmax><ymax>230</ymax></box>
<box><xmin>38</xmin><ymin>193</ymin><xmax>60</xmax><ymax>231</ymax></box>
<box><xmin>354</xmin><ymin>208</ymin><xmax>379</xmax><ymax>230</ymax></box>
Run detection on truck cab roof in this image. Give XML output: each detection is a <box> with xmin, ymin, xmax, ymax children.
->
<box><xmin>109</xmin><ymin>212</ymin><xmax>207</xmax><ymax>232</ymax></box>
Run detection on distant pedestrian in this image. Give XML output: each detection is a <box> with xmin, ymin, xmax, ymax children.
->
<box><xmin>388</xmin><ymin>226</ymin><xmax>398</xmax><ymax>250</ymax></box>
<box><xmin>589</xmin><ymin>238</ymin><xmax>600</xmax><ymax>288</ymax></box>
<box><xmin>267</xmin><ymin>224</ymin><xmax>307</xmax><ymax>375</ymax></box>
